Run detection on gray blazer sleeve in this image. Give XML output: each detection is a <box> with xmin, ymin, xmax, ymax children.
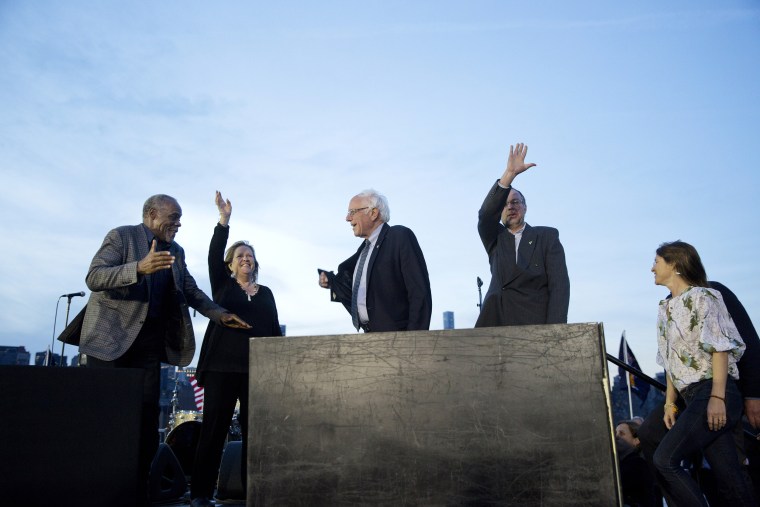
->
<box><xmin>85</xmin><ymin>227</ymin><xmax>143</xmax><ymax>292</ymax></box>
<box><xmin>173</xmin><ymin>245</ymin><xmax>226</xmax><ymax>324</ymax></box>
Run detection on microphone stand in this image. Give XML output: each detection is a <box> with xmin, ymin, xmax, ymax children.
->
<box><xmin>47</xmin><ymin>298</ymin><xmax>63</xmax><ymax>367</ymax></box>
<box><xmin>476</xmin><ymin>277</ymin><xmax>483</xmax><ymax>312</ymax></box>
<box><xmin>58</xmin><ymin>294</ymin><xmax>76</xmax><ymax>365</ymax></box>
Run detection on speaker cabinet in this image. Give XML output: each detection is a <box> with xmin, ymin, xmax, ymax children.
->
<box><xmin>216</xmin><ymin>440</ymin><xmax>244</xmax><ymax>500</ymax></box>
<box><xmin>149</xmin><ymin>443</ymin><xmax>187</xmax><ymax>502</ymax></box>
<box><xmin>0</xmin><ymin>366</ymin><xmax>143</xmax><ymax>507</ymax></box>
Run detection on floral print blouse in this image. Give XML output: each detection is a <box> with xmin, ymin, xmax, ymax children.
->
<box><xmin>656</xmin><ymin>286</ymin><xmax>745</xmax><ymax>393</ymax></box>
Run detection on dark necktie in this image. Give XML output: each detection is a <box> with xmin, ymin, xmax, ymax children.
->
<box><xmin>351</xmin><ymin>240</ymin><xmax>372</xmax><ymax>331</ymax></box>
<box><xmin>148</xmin><ymin>239</ymin><xmax>171</xmax><ymax>318</ymax></box>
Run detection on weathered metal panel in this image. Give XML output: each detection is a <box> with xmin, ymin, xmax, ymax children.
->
<box><xmin>248</xmin><ymin>324</ymin><xmax>619</xmax><ymax>506</ymax></box>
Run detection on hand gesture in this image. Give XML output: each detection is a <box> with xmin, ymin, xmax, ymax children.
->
<box><xmin>220</xmin><ymin>312</ymin><xmax>252</xmax><ymax>329</ymax></box>
<box><xmin>663</xmin><ymin>404</ymin><xmax>678</xmax><ymax>430</ymax></box>
<box><xmin>707</xmin><ymin>396</ymin><xmax>727</xmax><ymax>431</ymax></box>
<box><xmin>137</xmin><ymin>240</ymin><xmax>175</xmax><ymax>275</ymax></box>
<box><xmin>319</xmin><ymin>271</ymin><xmax>330</xmax><ymax>289</ymax></box>
<box><xmin>746</xmin><ymin>399</ymin><xmax>760</xmax><ymax>429</ymax></box>
<box><xmin>215</xmin><ymin>190</ymin><xmax>232</xmax><ymax>226</ymax></box>
<box><xmin>499</xmin><ymin>142</ymin><xmax>536</xmax><ymax>187</ymax></box>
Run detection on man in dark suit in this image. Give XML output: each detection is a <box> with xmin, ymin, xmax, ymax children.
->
<box><xmin>80</xmin><ymin>194</ymin><xmax>250</xmax><ymax>504</ymax></box>
<box><xmin>319</xmin><ymin>189</ymin><xmax>432</xmax><ymax>332</ymax></box>
<box><xmin>475</xmin><ymin>143</ymin><xmax>570</xmax><ymax>327</ymax></box>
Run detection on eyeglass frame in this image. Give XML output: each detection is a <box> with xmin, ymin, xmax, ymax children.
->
<box><xmin>346</xmin><ymin>207</ymin><xmax>371</xmax><ymax>217</ymax></box>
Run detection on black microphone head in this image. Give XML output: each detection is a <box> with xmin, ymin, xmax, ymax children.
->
<box><xmin>476</xmin><ymin>277</ymin><xmax>483</xmax><ymax>287</ymax></box>
<box><xmin>60</xmin><ymin>291</ymin><xmax>86</xmax><ymax>298</ymax></box>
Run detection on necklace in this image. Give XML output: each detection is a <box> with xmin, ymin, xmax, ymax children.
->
<box><xmin>236</xmin><ymin>279</ymin><xmax>259</xmax><ymax>301</ymax></box>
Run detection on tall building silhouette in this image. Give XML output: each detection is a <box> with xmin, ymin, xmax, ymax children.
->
<box><xmin>443</xmin><ymin>311</ymin><xmax>455</xmax><ymax>330</ymax></box>
<box><xmin>0</xmin><ymin>345</ymin><xmax>31</xmax><ymax>365</ymax></box>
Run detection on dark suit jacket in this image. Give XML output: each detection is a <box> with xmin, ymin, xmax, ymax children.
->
<box><xmin>80</xmin><ymin>224</ymin><xmax>226</xmax><ymax>366</ymax></box>
<box><xmin>709</xmin><ymin>281</ymin><xmax>760</xmax><ymax>398</ymax></box>
<box><xmin>475</xmin><ymin>181</ymin><xmax>570</xmax><ymax>327</ymax></box>
<box><xmin>324</xmin><ymin>223</ymin><xmax>432</xmax><ymax>332</ymax></box>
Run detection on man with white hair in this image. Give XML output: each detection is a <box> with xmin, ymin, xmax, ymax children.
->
<box><xmin>319</xmin><ymin>189</ymin><xmax>432</xmax><ymax>332</ymax></box>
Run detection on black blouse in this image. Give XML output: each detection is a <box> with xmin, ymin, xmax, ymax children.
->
<box><xmin>196</xmin><ymin>224</ymin><xmax>282</xmax><ymax>382</ymax></box>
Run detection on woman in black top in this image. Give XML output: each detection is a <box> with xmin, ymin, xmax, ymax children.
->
<box><xmin>190</xmin><ymin>191</ymin><xmax>282</xmax><ymax>507</ymax></box>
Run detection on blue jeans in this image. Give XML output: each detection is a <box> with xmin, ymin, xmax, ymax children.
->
<box><xmin>653</xmin><ymin>378</ymin><xmax>756</xmax><ymax>506</ymax></box>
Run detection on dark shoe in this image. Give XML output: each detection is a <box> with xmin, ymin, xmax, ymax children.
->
<box><xmin>190</xmin><ymin>497</ymin><xmax>213</xmax><ymax>507</ymax></box>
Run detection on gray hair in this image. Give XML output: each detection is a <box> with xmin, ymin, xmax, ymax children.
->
<box><xmin>357</xmin><ymin>189</ymin><xmax>390</xmax><ymax>223</ymax></box>
<box><xmin>142</xmin><ymin>194</ymin><xmax>177</xmax><ymax>218</ymax></box>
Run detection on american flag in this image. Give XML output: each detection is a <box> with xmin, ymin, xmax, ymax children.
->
<box><xmin>187</xmin><ymin>373</ymin><xmax>205</xmax><ymax>411</ymax></box>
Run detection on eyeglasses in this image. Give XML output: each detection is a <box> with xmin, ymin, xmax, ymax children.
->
<box><xmin>346</xmin><ymin>207</ymin><xmax>370</xmax><ymax>217</ymax></box>
<box><xmin>506</xmin><ymin>200</ymin><xmax>524</xmax><ymax>207</ymax></box>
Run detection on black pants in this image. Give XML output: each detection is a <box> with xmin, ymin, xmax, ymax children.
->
<box><xmin>191</xmin><ymin>371</ymin><xmax>249</xmax><ymax>500</ymax></box>
<box><xmin>86</xmin><ymin>319</ymin><xmax>164</xmax><ymax>504</ymax></box>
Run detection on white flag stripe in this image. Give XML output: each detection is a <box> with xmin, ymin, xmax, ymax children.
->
<box><xmin>187</xmin><ymin>374</ymin><xmax>205</xmax><ymax>412</ymax></box>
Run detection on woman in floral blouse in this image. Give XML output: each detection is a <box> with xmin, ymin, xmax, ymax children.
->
<box><xmin>651</xmin><ymin>240</ymin><xmax>755</xmax><ymax>506</ymax></box>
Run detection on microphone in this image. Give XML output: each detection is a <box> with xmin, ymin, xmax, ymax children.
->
<box><xmin>61</xmin><ymin>291</ymin><xmax>85</xmax><ymax>298</ymax></box>
<box><xmin>476</xmin><ymin>277</ymin><xmax>483</xmax><ymax>288</ymax></box>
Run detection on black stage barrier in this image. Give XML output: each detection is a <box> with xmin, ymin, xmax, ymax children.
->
<box><xmin>0</xmin><ymin>366</ymin><xmax>143</xmax><ymax>507</ymax></box>
<box><xmin>217</xmin><ymin>440</ymin><xmax>245</xmax><ymax>501</ymax></box>
<box><xmin>248</xmin><ymin>324</ymin><xmax>621</xmax><ymax>506</ymax></box>
<box><xmin>149</xmin><ymin>443</ymin><xmax>187</xmax><ymax>502</ymax></box>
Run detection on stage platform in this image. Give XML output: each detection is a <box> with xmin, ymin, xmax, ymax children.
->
<box><xmin>2</xmin><ymin>324</ymin><xmax>620</xmax><ymax>506</ymax></box>
<box><xmin>150</xmin><ymin>497</ymin><xmax>244</xmax><ymax>506</ymax></box>
<box><xmin>247</xmin><ymin>323</ymin><xmax>620</xmax><ymax>506</ymax></box>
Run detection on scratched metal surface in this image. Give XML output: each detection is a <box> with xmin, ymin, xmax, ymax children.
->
<box><xmin>247</xmin><ymin>324</ymin><xmax>619</xmax><ymax>506</ymax></box>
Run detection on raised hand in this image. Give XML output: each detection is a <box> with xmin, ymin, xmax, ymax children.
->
<box><xmin>499</xmin><ymin>142</ymin><xmax>537</xmax><ymax>187</ymax></box>
<box><xmin>215</xmin><ymin>190</ymin><xmax>232</xmax><ymax>226</ymax></box>
<box><xmin>137</xmin><ymin>240</ymin><xmax>175</xmax><ymax>275</ymax></box>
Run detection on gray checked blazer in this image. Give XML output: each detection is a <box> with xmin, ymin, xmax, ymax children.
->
<box><xmin>79</xmin><ymin>224</ymin><xmax>226</xmax><ymax>366</ymax></box>
<box><xmin>475</xmin><ymin>181</ymin><xmax>570</xmax><ymax>327</ymax></box>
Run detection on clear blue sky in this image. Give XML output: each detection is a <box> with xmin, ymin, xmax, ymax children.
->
<box><xmin>1</xmin><ymin>1</ymin><xmax>758</xmax><ymax>376</ymax></box>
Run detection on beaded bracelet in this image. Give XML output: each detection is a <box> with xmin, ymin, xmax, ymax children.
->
<box><xmin>664</xmin><ymin>402</ymin><xmax>679</xmax><ymax>413</ymax></box>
